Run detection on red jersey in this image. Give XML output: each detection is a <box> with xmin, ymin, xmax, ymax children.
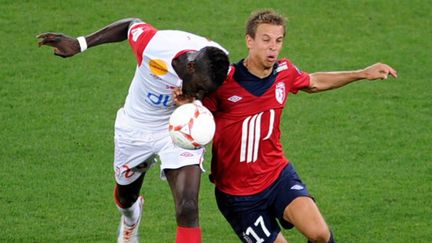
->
<box><xmin>203</xmin><ymin>58</ymin><xmax>310</xmax><ymax>196</ymax></box>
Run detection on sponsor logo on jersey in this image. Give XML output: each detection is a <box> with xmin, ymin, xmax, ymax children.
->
<box><xmin>149</xmin><ymin>59</ymin><xmax>168</xmax><ymax>76</ymax></box>
<box><xmin>240</xmin><ymin>112</ymin><xmax>264</xmax><ymax>163</ymax></box>
<box><xmin>150</xmin><ymin>73</ymin><xmax>163</xmax><ymax>81</ymax></box>
<box><xmin>275</xmin><ymin>62</ymin><xmax>288</xmax><ymax>73</ymax></box>
<box><xmin>275</xmin><ymin>82</ymin><xmax>285</xmax><ymax>104</ymax></box>
<box><xmin>290</xmin><ymin>184</ymin><xmax>304</xmax><ymax>190</ymax></box>
<box><xmin>227</xmin><ymin>95</ymin><xmax>242</xmax><ymax>103</ymax></box>
<box><xmin>145</xmin><ymin>92</ymin><xmax>171</xmax><ymax>107</ymax></box>
<box><xmin>240</xmin><ymin>109</ymin><xmax>275</xmax><ymax>163</ymax></box>
<box><xmin>180</xmin><ymin>151</ymin><xmax>194</xmax><ymax>157</ymax></box>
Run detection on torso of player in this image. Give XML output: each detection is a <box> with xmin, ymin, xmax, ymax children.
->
<box><xmin>206</xmin><ymin>59</ymin><xmax>310</xmax><ymax>196</ymax></box>
<box><xmin>123</xmin><ymin>23</ymin><xmax>227</xmax><ymax>131</ymax></box>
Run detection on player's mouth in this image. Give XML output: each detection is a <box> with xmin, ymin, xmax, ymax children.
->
<box><xmin>266</xmin><ymin>54</ymin><xmax>277</xmax><ymax>63</ymax></box>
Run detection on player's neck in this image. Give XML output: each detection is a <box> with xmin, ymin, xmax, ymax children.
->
<box><xmin>243</xmin><ymin>57</ymin><xmax>273</xmax><ymax>79</ymax></box>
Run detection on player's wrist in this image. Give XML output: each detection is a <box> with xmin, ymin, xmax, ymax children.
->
<box><xmin>77</xmin><ymin>36</ymin><xmax>87</xmax><ymax>52</ymax></box>
<box><xmin>355</xmin><ymin>69</ymin><xmax>368</xmax><ymax>80</ymax></box>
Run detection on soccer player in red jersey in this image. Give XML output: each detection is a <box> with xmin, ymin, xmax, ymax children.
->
<box><xmin>203</xmin><ymin>9</ymin><xmax>397</xmax><ymax>243</ymax></box>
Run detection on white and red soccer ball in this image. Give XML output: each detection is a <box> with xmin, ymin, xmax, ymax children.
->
<box><xmin>168</xmin><ymin>102</ymin><xmax>215</xmax><ymax>150</ymax></box>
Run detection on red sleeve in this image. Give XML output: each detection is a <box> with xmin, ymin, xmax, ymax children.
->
<box><xmin>202</xmin><ymin>65</ymin><xmax>234</xmax><ymax>112</ymax></box>
<box><xmin>288</xmin><ymin>62</ymin><xmax>310</xmax><ymax>94</ymax></box>
<box><xmin>128</xmin><ymin>23</ymin><xmax>157</xmax><ymax>66</ymax></box>
<box><xmin>202</xmin><ymin>92</ymin><xmax>218</xmax><ymax>113</ymax></box>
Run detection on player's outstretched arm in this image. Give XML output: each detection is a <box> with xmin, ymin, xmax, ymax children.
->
<box><xmin>37</xmin><ymin>18</ymin><xmax>143</xmax><ymax>58</ymax></box>
<box><xmin>304</xmin><ymin>63</ymin><xmax>398</xmax><ymax>93</ymax></box>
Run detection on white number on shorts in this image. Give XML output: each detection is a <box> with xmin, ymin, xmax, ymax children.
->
<box><xmin>245</xmin><ymin>215</ymin><xmax>271</xmax><ymax>243</ymax></box>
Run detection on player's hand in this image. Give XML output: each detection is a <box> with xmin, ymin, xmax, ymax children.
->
<box><xmin>361</xmin><ymin>63</ymin><xmax>398</xmax><ymax>80</ymax></box>
<box><xmin>172</xmin><ymin>87</ymin><xmax>195</xmax><ymax>106</ymax></box>
<box><xmin>37</xmin><ymin>32</ymin><xmax>81</xmax><ymax>58</ymax></box>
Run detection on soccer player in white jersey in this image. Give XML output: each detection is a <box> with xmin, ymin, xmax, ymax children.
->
<box><xmin>37</xmin><ymin>18</ymin><xmax>229</xmax><ymax>243</ymax></box>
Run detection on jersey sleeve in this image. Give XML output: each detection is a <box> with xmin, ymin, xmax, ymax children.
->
<box><xmin>202</xmin><ymin>92</ymin><xmax>218</xmax><ymax>113</ymax></box>
<box><xmin>127</xmin><ymin>23</ymin><xmax>158</xmax><ymax>66</ymax></box>
<box><xmin>202</xmin><ymin>65</ymin><xmax>234</xmax><ymax>112</ymax></box>
<box><xmin>288</xmin><ymin>62</ymin><xmax>310</xmax><ymax>94</ymax></box>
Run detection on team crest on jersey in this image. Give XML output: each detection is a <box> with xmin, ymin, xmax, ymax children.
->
<box><xmin>149</xmin><ymin>59</ymin><xmax>168</xmax><ymax>76</ymax></box>
<box><xmin>275</xmin><ymin>82</ymin><xmax>286</xmax><ymax>104</ymax></box>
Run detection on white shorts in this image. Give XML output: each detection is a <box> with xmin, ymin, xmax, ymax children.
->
<box><xmin>114</xmin><ymin>108</ymin><xmax>205</xmax><ymax>185</ymax></box>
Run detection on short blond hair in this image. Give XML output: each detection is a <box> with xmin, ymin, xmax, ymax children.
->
<box><xmin>246</xmin><ymin>9</ymin><xmax>287</xmax><ymax>38</ymax></box>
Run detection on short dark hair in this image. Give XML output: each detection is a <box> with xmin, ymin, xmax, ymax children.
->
<box><xmin>183</xmin><ymin>46</ymin><xmax>229</xmax><ymax>99</ymax></box>
<box><xmin>246</xmin><ymin>9</ymin><xmax>287</xmax><ymax>38</ymax></box>
<box><xmin>202</xmin><ymin>46</ymin><xmax>229</xmax><ymax>89</ymax></box>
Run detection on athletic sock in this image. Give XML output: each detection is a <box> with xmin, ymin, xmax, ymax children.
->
<box><xmin>116</xmin><ymin>197</ymin><xmax>142</xmax><ymax>226</ymax></box>
<box><xmin>176</xmin><ymin>226</ymin><xmax>201</xmax><ymax>243</ymax></box>
<box><xmin>306</xmin><ymin>230</ymin><xmax>335</xmax><ymax>243</ymax></box>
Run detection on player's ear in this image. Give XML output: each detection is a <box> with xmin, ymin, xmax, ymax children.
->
<box><xmin>246</xmin><ymin>34</ymin><xmax>254</xmax><ymax>49</ymax></box>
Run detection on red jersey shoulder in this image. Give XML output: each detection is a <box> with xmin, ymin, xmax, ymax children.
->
<box><xmin>224</xmin><ymin>64</ymin><xmax>236</xmax><ymax>83</ymax></box>
<box><xmin>128</xmin><ymin>23</ymin><xmax>158</xmax><ymax>65</ymax></box>
<box><xmin>276</xmin><ymin>58</ymin><xmax>310</xmax><ymax>93</ymax></box>
<box><xmin>216</xmin><ymin>64</ymin><xmax>245</xmax><ymax>98</ymax></box>
<box><xmin>213</xmin><ymin>64</ymin><xmax>238</xmax><ymax>97</ymax></box>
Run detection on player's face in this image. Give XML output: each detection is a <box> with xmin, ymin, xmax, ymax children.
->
<box><xmin>247</xmin><ymin>23</ymin><xmax>284</xmax><ymax>69</ymax></box>
<box><xmin>182</xmin><ymin>72</ymin><xmax>215</xmax><ymax>98</ymax></box>
<box><xmin>182</xmin><ymin>50</ymin><xmax>221</xmax><ymax>97</ymax></box>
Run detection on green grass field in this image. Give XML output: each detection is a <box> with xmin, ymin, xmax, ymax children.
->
<box><xmin>1</xmin><ymin>0</ymin><xmax>431</xmax><ymax>242</ymax></box>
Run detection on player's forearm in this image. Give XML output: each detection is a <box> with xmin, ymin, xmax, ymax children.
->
<box><xmin>84</xmin><ymin>18</ymin><xmax>141</xmax><ymax>48</ymax></box>
<box><xmin>307</xmin><ymin>70</ymin><xmax>364</xmax><ymax>93</ymax></box>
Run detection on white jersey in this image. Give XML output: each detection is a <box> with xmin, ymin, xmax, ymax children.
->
<box><xmin>122</xmin><ymin>22</ymin><xmax>228</xmax><ymax>131</ymax></box>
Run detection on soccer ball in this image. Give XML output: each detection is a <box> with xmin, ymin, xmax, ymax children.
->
<box><xmin>168</xmin><ymin>102</ymin><xmax>215</xmax><ymax>150</ymax></box>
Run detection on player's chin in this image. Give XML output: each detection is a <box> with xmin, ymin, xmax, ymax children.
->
<box><xmin>266</xmin><ymin>56</ymin><xmax>277</xmax><ymax>64</ymax></box>
<box><xmin>263</xmin><ymin>62</ymin><xmax>275</xmax><ymax>69</ymax></box>
<box><xmin>261</xmin><ymin>58</ymin><xmax>275</xmax><ymax>67</ymax></box>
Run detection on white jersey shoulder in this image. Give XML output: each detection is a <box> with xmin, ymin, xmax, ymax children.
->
<box><xmin>122</xmin><ymin>25</ymin><xmax>227</xmax><ymax>131</ymax></box>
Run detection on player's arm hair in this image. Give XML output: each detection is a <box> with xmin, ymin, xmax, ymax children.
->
<box><xmin>303</xmin><ymin>63</ymin><xmax>397</xmax><ymax>93</ymax></box>
<box><xmin>303</xmin><ymin>71</ymin><xmax>364</xmax><ymax>93</ymax></box>
<box><xmin>85</xmin><ymin>18</ymin><xmax>143</xmax><ymax>48</ymax></box>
